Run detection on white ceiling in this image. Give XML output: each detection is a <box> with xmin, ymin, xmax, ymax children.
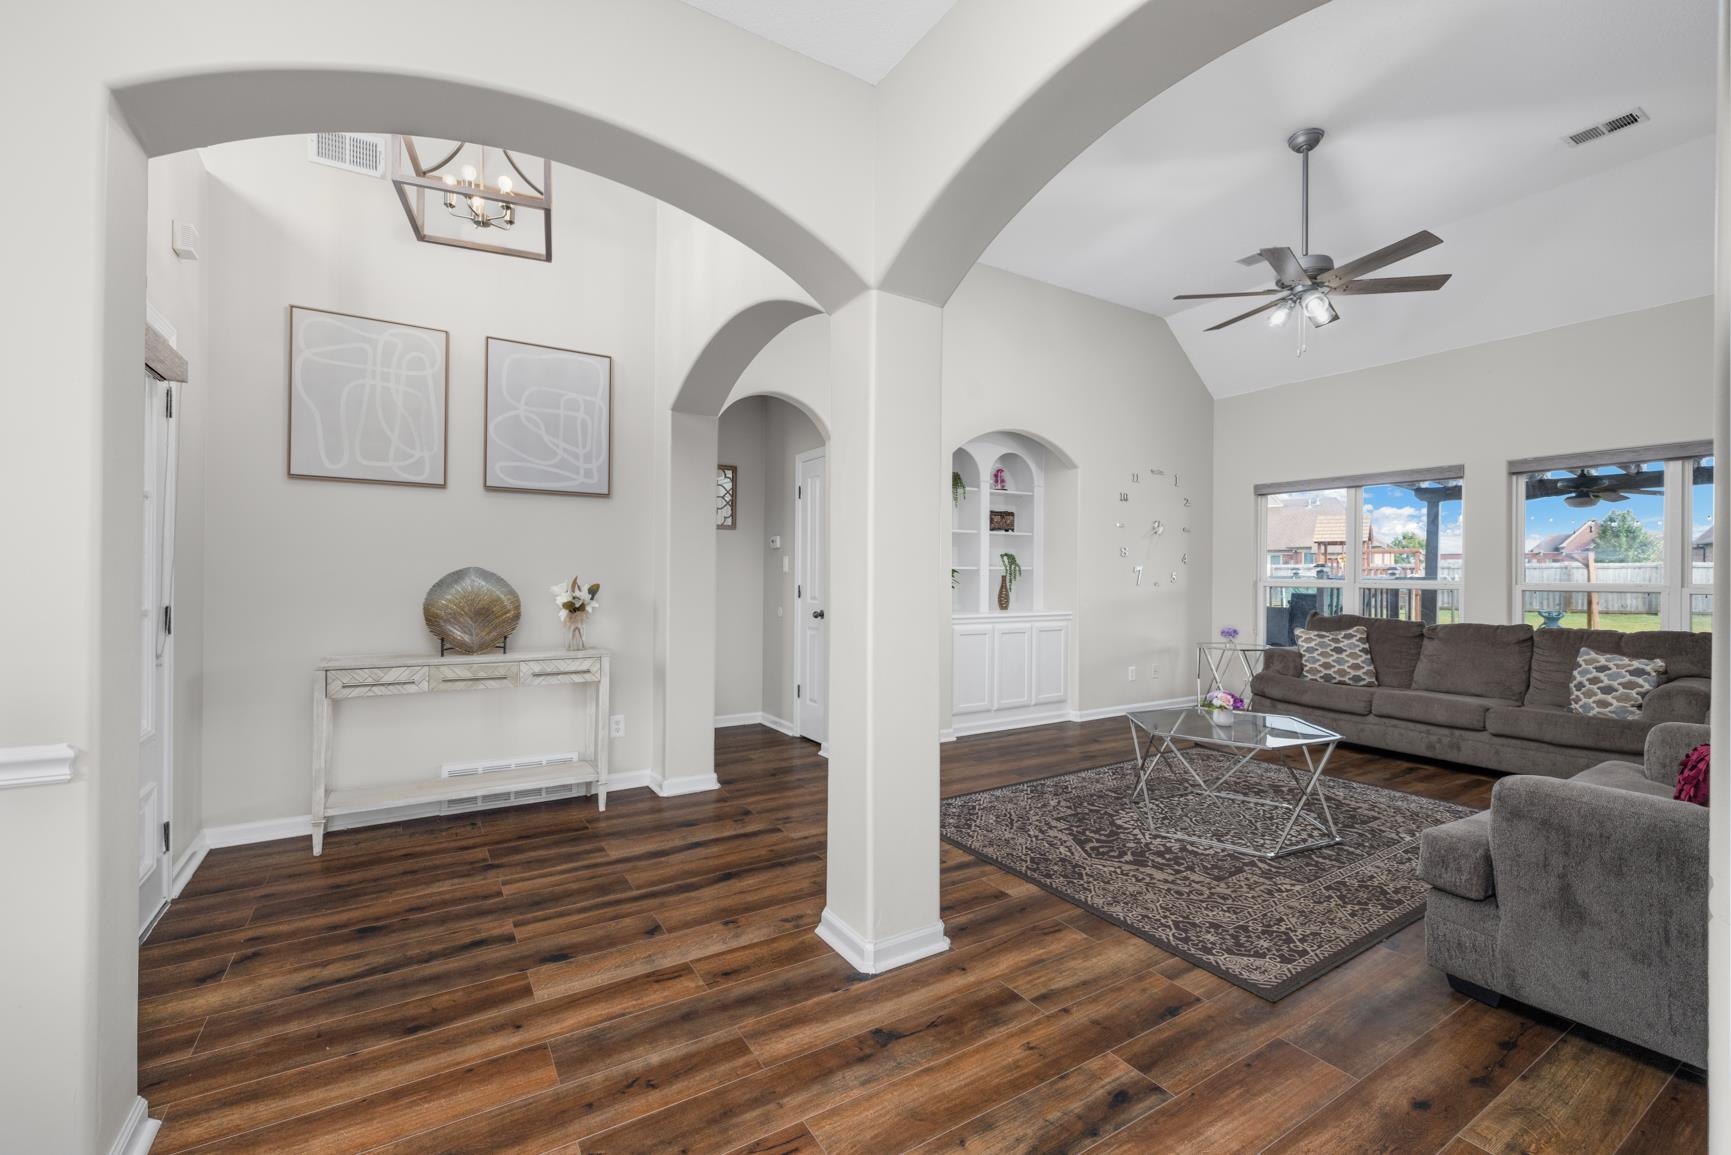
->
<box><xmin>981</xmin><ymin>0</ymin><xmax>1719</xmax><ymax>397</ymax></box>
<box><xmin>677</xmin><ymin>0</ymin><xmax>956</xmax><ymax>84</ymax></box>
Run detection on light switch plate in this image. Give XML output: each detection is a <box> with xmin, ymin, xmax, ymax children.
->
<box><xmin>768</xmin><ymin>535</ymin><xmax>782</xmax><ymax>549</ymax></box>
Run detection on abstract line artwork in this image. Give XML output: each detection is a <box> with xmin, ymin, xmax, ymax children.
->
<box><xmin>287</xmin><ymin>306</ymin><xmax>449</xmax><ymax>487</ymax></box>
<box><xmin>484</xmin><ymin>338</ymin><xmax>612</xmax><ymax>496</ymax></box>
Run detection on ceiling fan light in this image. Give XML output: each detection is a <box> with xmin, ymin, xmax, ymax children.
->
<box><xmin>1268</xmin><ymin>300</ymin><xmax>1296</xmax><ymax>327</ymax></box>
<box><xmin>1565</xmin><ymin>493</ymin><xmax>1598</xmax><ymax>509</ymax></box>
<box><xmin>1301</xmin><ymin>288</ymin><xmax>1338</xmax><ymax>326</ymax></box>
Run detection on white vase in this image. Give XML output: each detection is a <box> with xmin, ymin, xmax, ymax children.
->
<box><xmin>565</xmin><ymin>613</ymin><xmax>588</xmax><ymax>651</ymax></box>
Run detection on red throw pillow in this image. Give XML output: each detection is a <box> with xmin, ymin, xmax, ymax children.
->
<box><xmin>1675</xmin><ymin>744</ymin><xmax>1710</xmax><ymax>806</ymax></box>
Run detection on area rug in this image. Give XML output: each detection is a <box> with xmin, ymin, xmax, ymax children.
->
<box><xmin>940</xmin><ymin>752</ymin><xmax>1475</xmax><ymax>1000</ymax></box>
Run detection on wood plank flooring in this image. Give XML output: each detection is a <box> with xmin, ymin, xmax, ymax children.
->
<box><xmin>140</xmin><ymin>719</ymin><xmax>1706</xmax><ymax>1153</ymax></box>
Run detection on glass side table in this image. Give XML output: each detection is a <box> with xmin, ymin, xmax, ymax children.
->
<box><xmin>1197</xmin><ymin>641</ymin><xmax>1269</xmax><ymax>707</ymax></box>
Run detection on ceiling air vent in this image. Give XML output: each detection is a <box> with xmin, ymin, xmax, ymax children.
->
<box><xmin>306</xmin><ymin>132</ymin><xmax>388</xmax><ymax>177</ymax></box>
<box><xmin>1563</xmin><ymin>108</ymin><xmax>1649</xmax><ymax>147</ymax></box>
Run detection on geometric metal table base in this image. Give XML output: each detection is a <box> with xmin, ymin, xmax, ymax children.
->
<box><xmin>1127</xmin><ymin>709</ymin><xmax>1343</xmax><ymax>859</ymax></box>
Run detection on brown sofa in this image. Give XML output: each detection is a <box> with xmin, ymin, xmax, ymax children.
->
<box><xmin>1250</xmin><ymin>614</ymin><xmax>1711</xmax><ymax>778</ymax></box>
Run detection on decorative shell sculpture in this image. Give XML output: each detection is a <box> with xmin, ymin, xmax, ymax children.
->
<box><xmin>423</xmin><ymin>567</ymin><xmax>521</xmax><ymax>653</ymax></box>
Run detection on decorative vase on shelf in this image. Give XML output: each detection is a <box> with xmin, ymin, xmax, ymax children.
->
<box><xmin>565</xmin><ymin>611</ymin><xmax>589</xmax><ymax>651</ymax></box>
<box><xmin>997</xmin><ymin>575</ymin><xmax>1010</xmax><ymax>610</ymax></box>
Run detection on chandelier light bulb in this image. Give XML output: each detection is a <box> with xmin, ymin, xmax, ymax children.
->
<box><xmin>498</xmin><ymin>174</ymin><xmax>513</xmax><ymax>196</ymax></box>
<box><xmin>461</xmin><ymin>163</ymin><xmax>477</xmax><ymax>184</ymax></box>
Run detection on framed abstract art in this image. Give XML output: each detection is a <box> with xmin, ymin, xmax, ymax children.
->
<box><xmin>484</xmin><ymin>337</ymin><xmax>612</xmax><ymax>496</ymax></box>
<box><xmin>287</xmin><ymin>305</ymin><xmax>449</xmax><ymax>487</ymax></box>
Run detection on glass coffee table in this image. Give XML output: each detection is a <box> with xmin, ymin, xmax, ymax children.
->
<box><xmin>1125</xmin><ymin>706</ymin><xmax>1343</xmax><ymax>859</ymax></box>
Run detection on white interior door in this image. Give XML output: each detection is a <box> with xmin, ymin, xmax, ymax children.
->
<box><xmin>139</xmin><ymin>374</ymin><xmax>177</xmax><ymax>934</ymax></box>
<box><xmin>795</xmin><ymin>450</ymin><xmax>828</xmax><ymax>743</ymax></box>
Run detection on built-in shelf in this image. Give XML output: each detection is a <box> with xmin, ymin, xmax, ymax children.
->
<box><xmin>988</xmin><ymin>530</ymin><xmax>1032</xmax><ymax>537</ymax></box>
<box><xmin>953</xmin><ymin>565</ymin><xmax>979</xmax><ymax>571</ymax></box>
<box><xmin>986</xmin><ymin>489</ymin><xmax>1035</xmax><ymax>498</ymax></box>
<box><xmin>989</xmin><ymin>564</ymin><xmax>1036</xmax><ymax>572</ymax></box>
<box><xmin>952</xmin><ymin>528</ymin><xmax>978</xmax><ymax>534</ymax></box>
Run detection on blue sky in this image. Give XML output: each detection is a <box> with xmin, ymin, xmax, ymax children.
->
<box><xmin>1363</xmin><ymin>482</ymin><xmax>1463</xmax><ymax>553</ymax></box>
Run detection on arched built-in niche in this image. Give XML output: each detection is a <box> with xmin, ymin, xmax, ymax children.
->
<box><xmin>947</xmin><ymin>431</ymin><xmax>1077</xmax><ymax>735</ymax></box>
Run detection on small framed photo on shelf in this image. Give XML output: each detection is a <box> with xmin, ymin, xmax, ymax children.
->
<box><xmin>989</xmin><ymin>510</ymin><xmax>1016</xmax><ymax>533</ymax></box>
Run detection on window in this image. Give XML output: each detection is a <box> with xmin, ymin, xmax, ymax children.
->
<box><xmin>1256</xmin><ymin>469</ymin><xmax>1464</xmax><ymax>645</ymax></box>
<box><xmin>1514</xmin><ymin>445</ymin><xmax>1712</xmax><ymax>633</ymax></box>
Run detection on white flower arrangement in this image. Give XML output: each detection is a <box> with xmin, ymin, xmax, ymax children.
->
<box><xmin>552</xmin><ymin>577</ymin><xmax>601</xmax><ymax>621</ymax></box>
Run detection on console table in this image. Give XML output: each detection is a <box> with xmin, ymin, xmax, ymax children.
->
<box><xmin>311</xmin><ymin>648</ymin><xmax>610</xmax><ymax>855</ymax></box>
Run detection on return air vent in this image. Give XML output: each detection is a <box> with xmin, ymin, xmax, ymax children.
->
<box><xmin>438</xmin><ymin>751</ymin><xmax>585</xmax><ymax>814</ymax></box>
<box><xmin>1563</xmin><ymin>108</ymin><xmax>1649</xmax><ymax>147</ymax></box>
<box><xmin>307</xmin><ymin>132</ymin><xmax>388</xmax><ymax>177</ymax></box>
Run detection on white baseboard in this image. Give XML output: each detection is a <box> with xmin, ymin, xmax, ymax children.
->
<box><xmin>816</xmin><ymin>907</ymin><xmax>950</xmax><ymax>974</ymax></box>
<box><xmin>942</xmin><ymin>697</ymin><xmax>1189</xmax><ymax>741</ymax></box>
<box><xmin>651</xmin><ymin>771</ymin><xmax>722</xmax><ymax>796</ymax></box>
<box><xmin>1071</xmin><ymin>696</ymin><xmax>1191</xmax><ymax>722</ymax></box>
<box><xmin>170</xmin><ymin>833</ymin><xmax>209</xmax><ymax>899</ymax></box>
<box><xmin>196</xmin><ymin>771</ymin><xmax>658</xmax><ymax>851</ymax></box>
<box><xmin>107</xmin><ymin>1096</ymin><xmax>160</xmax><ymax>1155</ymax></box>
<box><xmin>714</xmin><ymin>711</ymin><xmax>799</xmax><ymax>737</ymax></box>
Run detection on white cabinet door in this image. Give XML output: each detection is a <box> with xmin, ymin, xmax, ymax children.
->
<box><xmin>992</xmin><ymin>622</ymin><xmax>1033</xmax><ymax>710</ymax></box>
<box><xmin>952</xmin><ymin>624</ymin><xmax>994</xmax><ymax>715</ymax></box>
<box><xmin>1032</xmin><ymin>621</ymin><xmax>1067</xmax><ymax>705</ymax></box>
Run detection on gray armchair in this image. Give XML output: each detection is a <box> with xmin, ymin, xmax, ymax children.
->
<box><xmin>1419</xmin><ymin>722</ymin><xmax>1708</xmax><ymax>1066</ymax></box>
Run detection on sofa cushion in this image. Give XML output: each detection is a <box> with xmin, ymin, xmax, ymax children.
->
<box><xmin>1295</xmin><ymin>625</ymin><xmax>1377</xmax><ymax>686</ymax></box>
<box><xmin>1485</xmin><ymin>705</ymin><xmax>1656</xmax><ymax>756</ymax></box>
<box><xmin>1418</xmin><ymin>810</ymin><xmax>1493</xmax><ymax>900</ymax></box>
<box><xmin>1371</xmin><ymin>689</ymin><xmax>1518</xmax><ymax>731</ymax></box>
<box><xmin>1529</xmin><ymin>628</ymin><xmax>1713</xmax><ymax>709</ymax></box>
<box><xmin>1249</xmin><ymin>671</ymin><xmax>1374</xmax><ymax>716</ymax></box>
<box><xmin>1304</xmin><ymin>614</ymin><xmax>1426</xmax><ymax>688</ymax></box>
<box><xmin>1644</xmin><ymin>677</ymin><xmax>1711</xmax><ymax>724</ymax></box>
<box><xmin>1571</xmin><ymin>760</ymin><xmax>1677</xmax><ymax>800</ymax></box>
<box><xmin>1569</xmin><ymin>647</ymin><xmax>1666</xmax><ymax>719</ymax></box>
<box><xmin>1411</xmin><ymin>623</ymin><xmax>1534</xmax><ymax>701</ymax></box>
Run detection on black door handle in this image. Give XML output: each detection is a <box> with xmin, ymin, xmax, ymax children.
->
<box><xmin>812</xmin><ymin>610</ymin><xmax>825</xmax><ymax>620</ymax></box>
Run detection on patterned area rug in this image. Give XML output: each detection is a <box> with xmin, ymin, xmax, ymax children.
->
<box><xmin>941</xmin><ymin>752</ymin><xmax>1475</xmax><ymax>1000</ymax></box>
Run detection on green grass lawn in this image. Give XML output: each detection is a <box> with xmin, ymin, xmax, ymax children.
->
<box><xmin>1522</xmin><ymin>611</ymin><xmax>1711</xmax><ymax>633</ymax></box>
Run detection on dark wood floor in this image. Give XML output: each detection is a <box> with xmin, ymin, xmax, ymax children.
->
<box><xmin>139</xmin><ymin>719</ymin><xmax>1705</xmax><ymax>1153</ymax></box>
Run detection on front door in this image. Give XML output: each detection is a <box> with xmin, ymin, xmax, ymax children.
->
<box><xmin>795</xmin><ymin>450</ymin><xmax>827</xmax><ymax>743</ymax></box>
<box><xmin>139</xmin><ymin>373</ymin><xmax>176</xmax><ymax>934</ymax></box>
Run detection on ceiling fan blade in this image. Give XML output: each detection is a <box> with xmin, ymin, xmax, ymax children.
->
<box><xmin>1332</xmin><ymin>274</ymin><xmax>1453</xmax><ymax>295</ymax></box>
<box><xmin>1628</xmin><ymin>489</ymin><xmax>1664</xmax><ymax>496</ymax></box>
<box><xmin>1320</xmin><ymin>230</ymin><xmax>1443</xmax><ymax>287</ymax></box>
<box><xmin>1236</xmin><ymin>252</ymin><xmax>1267</xmax><ymax>267</ymax></box>
<box><xmin>1205</xmin><ymin>298</ymin><xmax>1285</xmax><ymax>332</ymax></box>
<box><xmin>1259</xmin><ymin>247</ymin><xmax>1310</xmax><ymax>286</ymax></box>
<box><xmin>1174</xmin><ymin>290</ymin><xmax>1284</xmax><ymax>300</ymax></box>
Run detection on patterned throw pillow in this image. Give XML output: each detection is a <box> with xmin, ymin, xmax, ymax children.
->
<box><xmin>1294</xmin><ymin>625</ymin><xmax>1378</xmax><ymax>687</ymax></box>
<box><xmin>1568</xmin><ymin>647</ymin><xmax>1666</xmax><ymax>719</ymax></box>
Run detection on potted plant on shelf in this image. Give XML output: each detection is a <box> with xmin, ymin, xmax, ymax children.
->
<box><xmin>997</xmin><ymin>552</ymin><xmax>1021</xmax><ymax>610</ymax></box>
<box><xmin>952</xmin><ymin>471</ymin><xmax>966</xmax><ymax>507</ymax></box>
<box><xmin>991</xmin><ymin>467</ymin><xmax>1008</xmax><ymax>491</ymax></box>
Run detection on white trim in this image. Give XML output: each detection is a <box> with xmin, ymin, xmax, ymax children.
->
<box><xmin>815</xmin><ymin>907</ymin><xmax>949</xmax><ymax>974</ymax></box>
<box><xmin>1070</xmin><ymin>696</ymin><xmax>1192</xmax><ymax>722</ymax></box>
<box><xmin>0</xmin><ymin>743</ymin><xmax>77</xmax><ymax>788</ymax></box>
<box><xmin>170</xmin><ymin>832</ymin><xmax>209</xmax><ymax>899</ymax></box>
<box><xmin>713</xmin><ymin>712</ymin><xmax>799</xmax><ymax>737</ymax></box>
<box><xmin>942</xmin><ymin>697</ymin><xmax>1191</xmax><ymax>741</ymax></box>
<box><xmin>651</xmin><ymin>771</ymin><xmax>722</xmax><ymax>796</ymax></box>
<box><xmin>795</xmin><ymin>446</ymin><xmax>828</xmax><ymax>744</ymax></box>
<box><xmin>107</xmin><ymin>1096</ymin><xmax>160</xmax><ymax>1155</ymax></box>
<box><xmin>197</xmin><ymin>771</ymin><xmax>660</xmax><ymax>850</ymax></box>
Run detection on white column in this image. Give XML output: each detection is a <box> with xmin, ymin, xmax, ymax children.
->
<box><xmin>817</xmin><ymin>291</ymin><xmax>949</xmax><ymax>972</ymax></box>
<box><xmin>653</xmin><ymin>408</ymin><xmax>723</xmax><ymax>795</ymax></box>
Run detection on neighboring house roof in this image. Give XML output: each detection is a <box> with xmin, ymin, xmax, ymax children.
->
<box><xmin>1530</xmin><ymin>521</ymin><xmax>1599</xmax><ymax>555</ymax></box>
<box><xmin>1695</xmin><ymin>524</ymin><xmax>1713</xmax><ymax>548</ymax></box>
<box><xmin>1264</xmin><ymin>494</ymin><xmax>1354</xmax><ymax>551</ymax></box>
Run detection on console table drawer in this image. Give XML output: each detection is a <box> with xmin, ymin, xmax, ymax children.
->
<box><xmin>326</xmin><ymin>666</ymin><xmax>429</xmax><ymax>699</ymax></box>
<box><xmin>521</xmin><ymin>657</ymin><xmax>601</xmax><ymax>685</ymax></box>
<box><xmin>430</xmin><ymin>662</ymin><xmax>519</xmax><ymax>692</ymax></box>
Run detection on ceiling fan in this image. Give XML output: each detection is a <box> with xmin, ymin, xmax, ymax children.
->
<box><xmin>1176</xmin><ymin>127</ymin><xmax>1452</xmax><ymax>348</ymax></box>
<box><xmin>1559</xmin><ymin>468</ymin><xmax>1663</xmax><ymax>509</ymax></box>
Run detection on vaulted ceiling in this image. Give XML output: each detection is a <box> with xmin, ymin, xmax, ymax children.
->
<box><xmin>683</xmin><ymin>0</ymin><xmax>1718</xmax><ymax>398</ymax></box>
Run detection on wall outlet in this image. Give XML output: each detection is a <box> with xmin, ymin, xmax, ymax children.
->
<box><xmin>782</xmin><ymin>556</ymin><xmax>790</xmax><ymax>573</ymax></box>
<box><xmin>609</xmin><ymin>715</ymin><xmax>625</xmax><ymax>738</ymax></box>
<box><xmin>769</xmin><ymin>535</ymin><xmax>782</xmax><ymax>549</ymax></box>
<box><xmin>1127</xmin><ymin>665</ymin><xmax>1136</xmax><ymax>682</ymax></box>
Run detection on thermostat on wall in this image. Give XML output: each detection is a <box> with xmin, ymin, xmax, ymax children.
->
<box><xmin>768</xmin><ymin>536</ymin><xmax>782</xmax><ymax>549</ymax></box>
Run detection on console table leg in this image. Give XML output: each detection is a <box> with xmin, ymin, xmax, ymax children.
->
<box><xmin>312</xmin><ymin>819</ymin><xmax>326</xmax><ymax>857</ymax></box>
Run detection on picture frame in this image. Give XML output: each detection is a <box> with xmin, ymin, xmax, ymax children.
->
<box><xmin>286</xmin><ymin>305</ymin><xmax>450</xmax><ymax>487</ymax></box>
<box><xmin>717</xmin><ymin>464</ymin><xmax>738</xmax><ymax>529</ymax></box>
<box><xmin>484</xmin><ymin>337</ymin><xmax>613</xmax><ymax>496</ymax></box>
<box><xmin>990</xmin><ymin>509</ymin><xmax>1016</xmax><ymax>532</ymax></box>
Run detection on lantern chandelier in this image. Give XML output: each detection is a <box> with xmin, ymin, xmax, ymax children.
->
<box><xmin>390</xmin><ymin>136</ymin><xmax>553</xmax><ymax>261</ymax></box>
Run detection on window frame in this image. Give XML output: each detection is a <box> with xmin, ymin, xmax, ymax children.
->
<box><xmin>1254</xmin><ymin>468</ymin><xmax>1465</xmax><ymax>644</ymax></box>
<box><xmin>1509</xmin><ymin>444</ymin><xmax>1713</xmax><ymax>633</ymax></box>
